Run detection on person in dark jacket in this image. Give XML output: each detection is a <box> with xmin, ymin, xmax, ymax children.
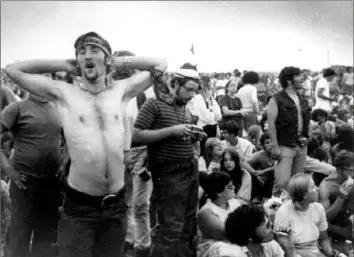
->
<box><xmin>267</xmin><ymin>66</ymin><xmax>310</xmax><ymax>196</ymax></box>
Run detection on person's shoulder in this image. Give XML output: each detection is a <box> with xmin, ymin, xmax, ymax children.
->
<box><xmin>309</xmin><ymin>202</ymin><xmax>327</xmax><ymax>218</ymax></box>
<box><xmin>198</xmin><ymin>201</ymin><xmax>214</xmax><ymax>215</ymax></box>
<box><xmin>310</xmin><ymin>202</ymin><xmax>326</xmax><ymax>212</ymax></box>
<box><xmin>277</xmin><ymin>199</ymin><xmax>292</xmax><ymax>213</ymax></box>
<box><xmin>241</xmin><ymin>169</ymin><xmax>252</xmax><ymax>179</ymax></box>
<box><xmin>252</xmin><ymin>149</ymin><xmax>265</xmax><ymax>158</ymax></box>
<box><xmin>238</xmin><ymin>137</ymin><xmax>253</xmax><ymax>146</ymax></box>
<box><xmin>198</xmin><ymin>156</ymin><xmax>206</xmax><ymax>164</ymax></box>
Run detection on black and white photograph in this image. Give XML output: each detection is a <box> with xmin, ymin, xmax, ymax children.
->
<box><xmin>1</xmin><ymin>1</ymin><xmax>353</xmax><ymax>257</ymax></box>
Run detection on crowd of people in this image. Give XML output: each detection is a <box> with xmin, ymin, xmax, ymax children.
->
<box><xmin>0</xmin><ymin>31</ymin><xmax>353</xmax><ymax>257</ymax></box>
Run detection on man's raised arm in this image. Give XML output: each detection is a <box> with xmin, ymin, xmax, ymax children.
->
<box><xmin>5</xmin><ymin>59</ymin><xmax>75</xmax><ymax>102</ymax></box>
<box><xmin>111</xmin><ymin>56</ymin><xmax>167</xmax><ymax>101</ymax></box>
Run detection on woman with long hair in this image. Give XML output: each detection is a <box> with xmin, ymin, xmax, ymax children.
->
<box><xmin>220</xmin><ymin>148</ymin><xmax>252</xmax><ymax>203</ymax></box>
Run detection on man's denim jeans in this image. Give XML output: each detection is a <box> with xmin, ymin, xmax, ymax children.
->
<box><xmin>9</xmin><ymin>176</ymin><xmax>60</xmax><ymax>257</ymax></box>
<box><xmin>126</xmin><ymin>146</ymin><xmax>153</xmax><ymax>250</ymax></box>
<box><xmin>57</xmin><ymin>185</ymin><xmax>128</xmax><ymax>257</ymax></box>
<box><xmin>150</xmin><ymin>159</ymin><xmax>199</xmax><ymax>257</ymax></box>
<box><xmin>273</xmin><ymin>145</ymin><xmax>307</xmax><ymax>196</ymax></box>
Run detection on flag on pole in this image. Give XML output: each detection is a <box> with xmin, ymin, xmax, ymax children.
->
<box><xmin>190</xmin><ymin>44</ymin><xmax>194</xmax><ymax>55</ymax></box>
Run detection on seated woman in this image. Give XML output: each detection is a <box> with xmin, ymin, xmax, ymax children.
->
<box><xmin>220</xmin><ymin>148</ymin><xmax>252</xmax><ymax>203</ymax></box>
<box><xmin>199</xmin><ymin>137</ymin><xmax>223</xmax><ymax>174</ymax></box>
<box><xmin>199</xmin><ymin>138</ymin><xmax>223</xmax><ymax>207</ymax></box>
<box><xmin>199</xmin><ymin>204</ymin><xmax>296</xmax><ymax>257</ymax></box>
<box><xmin>197</xmin><ymin>171</ymin><xmax>244</xmax><ymax>256</ymax></box>
<box><xmin>274</xmin><ymin>173</ymin><xmax>343</xmax><ymax>257</ymax></box>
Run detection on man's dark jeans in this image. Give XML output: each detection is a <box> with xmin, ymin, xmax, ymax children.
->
<box><xmin>9</xmin><ymin>175</ymin><xmax>60</xmax><ymax>257</ymax></box>
<box><xmin>57</xmin><ymin>183</ymin><xmax>128</xmax><ymax>257</ymax></box>
<box><xmin>150</xmin><ymin>159</ymin><xmax>199</xmax><ymax>257</ymax></box>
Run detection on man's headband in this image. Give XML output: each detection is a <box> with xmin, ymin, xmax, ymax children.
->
<box><xmin>75</xmin><ymin>37</ymin><xmax>111</xmax><ymax>56</ymax></box>
<box><xmin>175</xmin><ymin>68</ymin><xmax>200</xmax><ymax>83</ymax></box>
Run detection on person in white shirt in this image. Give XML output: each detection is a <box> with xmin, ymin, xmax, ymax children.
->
<box><xmin>314</xmin><ymin>68</ymin><xmax>337</xmax><ymax>112</ymax></box>
<box><xmin>236</xmin><ymin>71</ymin><xmax>260</xmax><ymax>131</ymax></box>
<box><xmin>342</xmin><ymin>66</ymin><xmax>353</xmax><ymax>96</ymax></box>
<box><xmin>198</xmin><ymin>137</ymin><xmax>223</xmax><ymax>174</ymax></box>
<box><xmin>220</xmin><ymin>121</ymin><xmax>254</xmax><ymax>162</ymax></box>
<box><xmin>194</xmin><ymin>76</ymin><xmax>222</xmax><ymax>136</ymax></box>
<box><xmin>300</xmin><ymin>70</ymin><xmax>312</xmax><ymax>106</ymax></box>
<box><xmin>215</xmin><ymin>73</ymin><xmax>229</xmax><ymax>101</ymax></box>
<box><xmin>274</xmin><ymin>173</ymin><xmax>341</xmax><ymax>257</ymax></box>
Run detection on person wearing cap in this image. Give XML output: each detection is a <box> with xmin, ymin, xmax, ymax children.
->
<box><xmin>314</xmin><ymin>68</ymin><xmax>337</xmax><ymax>113</ymax></box>
<box><xmin>133</xmin><ymin>63</ymin><xmax>205</xmax><ymax>257</ymax></box>
<box><xmin>4</xmin><ymin>31</ymin><xmax>168</xmax><ymax>257</ymax></box>
<box><xmin>319</xmin><ymin>151</ymin><xmax>354</xmax><ymax>245</ymax></box>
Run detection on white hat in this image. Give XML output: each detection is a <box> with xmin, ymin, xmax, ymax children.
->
<box><xmin>175</xmin><ymin>63</ymin><xmax>200</xmax><ymax>80</ymax></box>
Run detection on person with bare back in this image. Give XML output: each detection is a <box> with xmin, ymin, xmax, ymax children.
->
<box><xmin>4</xmin><ymin>31</ymin><xmax>167</xmax><ymax>257</ymax></box>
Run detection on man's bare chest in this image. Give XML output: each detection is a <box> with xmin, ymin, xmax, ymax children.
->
<box><xmin>61</xmin><ymin>87</ymin><xmax>126</xmax><ymax>131</ymax></box>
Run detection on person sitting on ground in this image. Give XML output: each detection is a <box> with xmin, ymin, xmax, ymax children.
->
<box><xmin>305</xmin><ymin>135</ymin><xmax>335</xmax><ymax>186</ymax></box>
<box><xmin>220</xmin><ymin>147</ymin><xmax>252</xmax><ymax>203</ymax></box>
<box><xmin>332</xmin><ymin>124</ymin><xmax>354</xmax><ymax>156</ymax></box>
<box><xmin>221</xmin><ymin>120</ymin><xmax>254</xmax><ymax>162</ymax></box>
<box><xmin>247</xmin><ymin>124</ymin><xmax>263</xmax><ymax>152</ymax></box>
<box><xmin>199</xmin><ymin>204</ymin><xmax>297</xmax><ymax>257</ymax></box>
<box><xmin>199</xmin><ymin>137</ymin><xmax>223</xmax><ymax>174</ymax></box>
<box><xmin>311</xmin><ymin>108</ymin><xmax>336</xmax><ymax>144</ymax></box>
<box><xmin>198</xmin><ymin>137</ymin><xmax>223</xmax><ymax>207</ymax></box>
<box><xmin>336</xmin><ymin>108</ymin><xmax>351</xmax><ymax>124</ymax></box>
<box><xmin>245</xmin><ymin>132</ymin><xmax>276</xmax><ymax>203</ymax></box>
<box><xmin>310</xmin><ymin>129</ymin><xmax>333</xmax><ymax>165</ymax></box>
<box><xmin>197</xmin><ymin>171</ymin><xmax>244</xmax><ymax>257</ymax></box>
<box><xmin>319</xmin><ymin>151</ymin><xmax>353</xmax><ymax>244</ymax></box>
<box><xmin>274</xmin><ymin>173</ymin><xmax>343</xmax><ymax>257</ymax></box>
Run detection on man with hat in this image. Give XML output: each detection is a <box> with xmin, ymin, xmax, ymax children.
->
<box><xmin>4</xmin><ymin>31</ymin><xmax>167</xmax><ymax>257</ymax></box>
<box><xmin>133</xmin><ymin>63</ymin><xmax>205</xmax><ymax>257</ymax></box>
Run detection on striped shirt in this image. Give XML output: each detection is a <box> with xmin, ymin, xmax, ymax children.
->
<box><xmin>134</xmin><ymin>98</ymin><xmax>194</xmax><ymax>168</ymax></box>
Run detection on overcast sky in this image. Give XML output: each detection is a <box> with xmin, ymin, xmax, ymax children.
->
<box><xmin>1</xmin><ymin>1</ymin><xmax>353</xmax><ymax>72</ymax></box>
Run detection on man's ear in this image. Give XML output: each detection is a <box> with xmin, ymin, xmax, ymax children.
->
<box><xmin>106</xmin><ymin>55</ymin><xmax>112</xmax><ymax>66</ymax></box>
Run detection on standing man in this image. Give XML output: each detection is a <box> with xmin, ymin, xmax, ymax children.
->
<box><xmin>115</xmin><ymin>50</ymin><xmax>155</xmax><ymax>257</ymax></box>
<box><xmin>132</xmin><ymin>65</ymin><xmax>204</xmax><ymax>257</ymax></box>
<box><xmin>267</xmin><ymin>66</ymin><xmax>311</xmax><ymax>196</ymax></box>
<box><xmin>314</xmin><ymin>68</ymin><xmax>337</xmax><ymax>113</ymax></box>
<box><xmin>1</xmin><ymin>76</ymin><xmax>62</xmax><ymax>257</ymax></box>
<box><xmin>4</xmin><ymin>31</ymin><xmax>167</xmax><ymax>257</ymax></box>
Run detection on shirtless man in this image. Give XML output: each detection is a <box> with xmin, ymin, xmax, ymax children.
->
<box><xmin>4</xmin><ymin>31</ymin><xmax>167</xmax><ymax>257</ymax></box>
<box><xmin>319</xmin><ymin>151</ymin><xmax>354</xmax><ymax>242</ymax></box>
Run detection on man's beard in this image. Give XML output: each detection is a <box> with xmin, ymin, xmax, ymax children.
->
<box><xmin>176</xmin><ymin>97</ymin><xmax>190</xmax><ymax>106</ymax></box>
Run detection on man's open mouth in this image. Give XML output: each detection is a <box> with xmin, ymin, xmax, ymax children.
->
<box><xmin>85</xmin><ymin>63</ymin><xmax>95</xmax><ymax>69</ymax></box>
